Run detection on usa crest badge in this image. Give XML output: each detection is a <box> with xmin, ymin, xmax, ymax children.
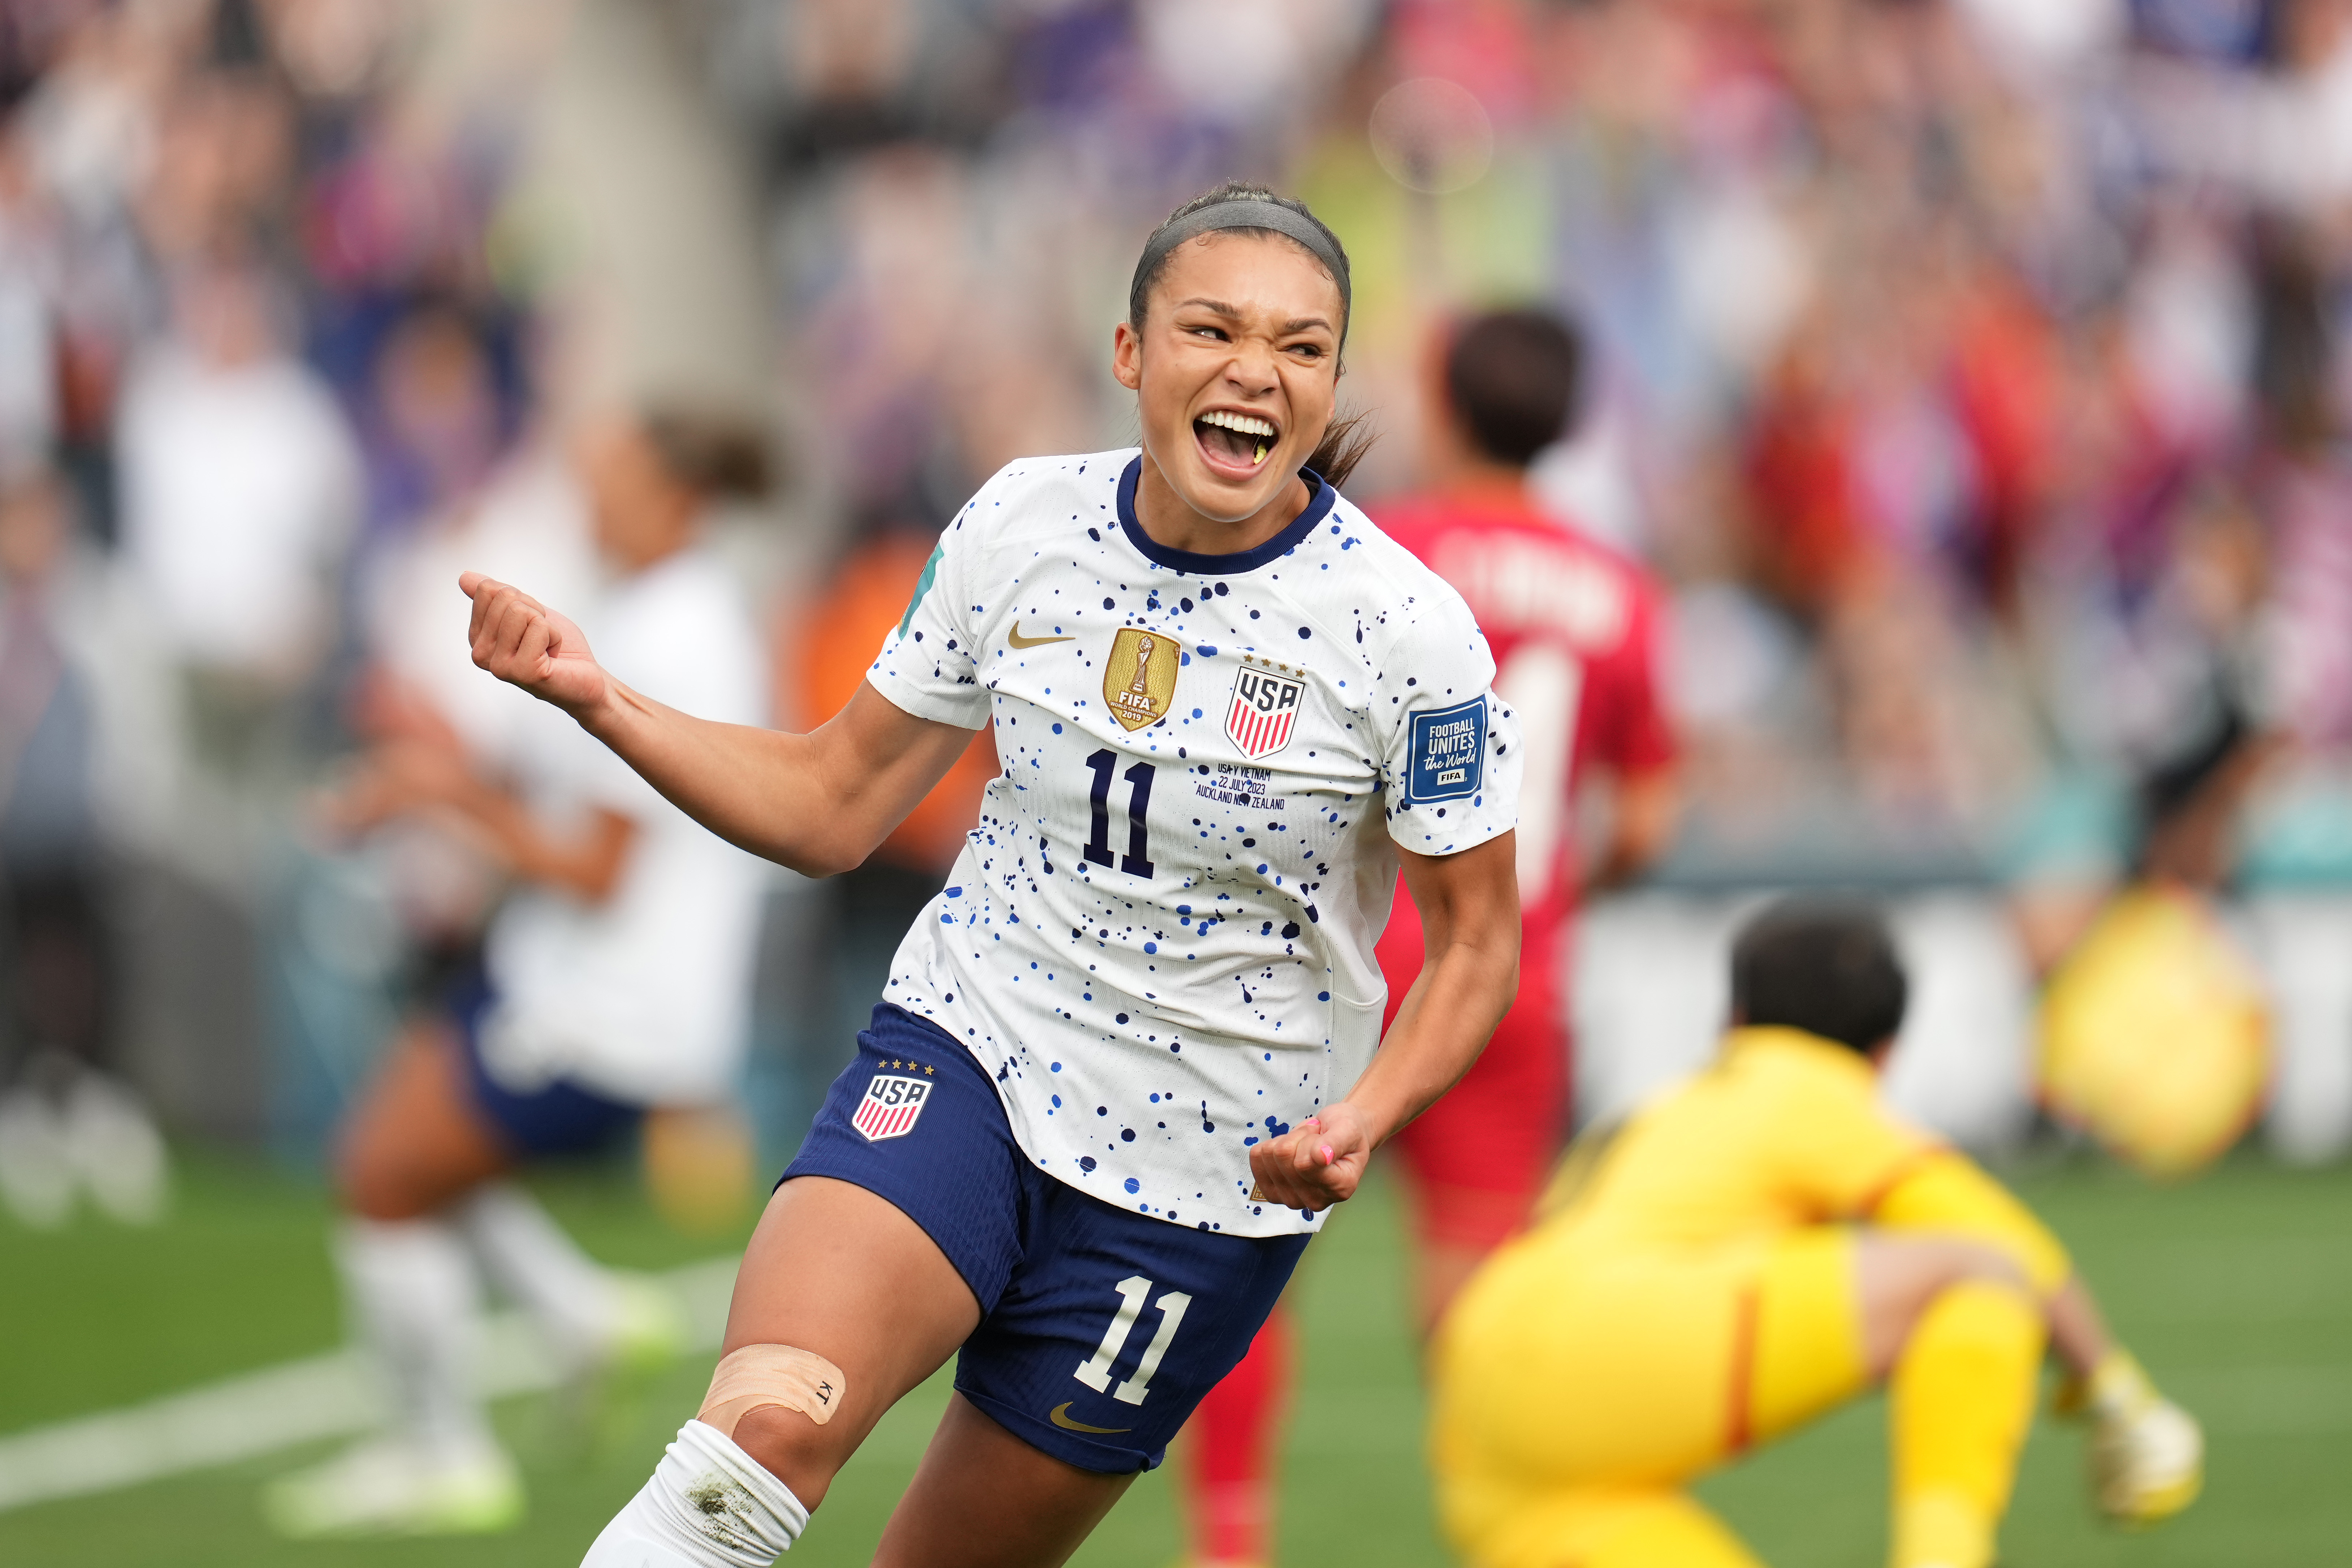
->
<box><xmin>1225</xmin><ymin>658</ymin><xmax>1305</xmax><ymax>760</ymax></box>
<box><xmin>1104</xmin><ymin>627</ymin><xmax>1183</xmax><ymax>731</ymax></box>
<box><xmin>851</xmin><ymin>1075</ymin><xmax>931</xmax><ymax>1141</ymax></box>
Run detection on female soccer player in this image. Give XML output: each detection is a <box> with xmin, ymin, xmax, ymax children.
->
<box><xmin>266</xmin><ymin>410</ymin><xmax>774</xmax><ymax>1538</ymax></box>
<box><xmin>463</xmin><ymin>183</ymin><xmax>1523</xmax><ymax>1568</ymax></box>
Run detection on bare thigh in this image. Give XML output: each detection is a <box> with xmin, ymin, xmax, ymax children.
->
<box><xmin>722</xmin><ymin>1176</ymin><xmax>981</xmax><ymax>1511</ymax></box>
<box><xmin>724</xmin><ymin>1178</ymin><xmax>1142</xmax><ymax>1564</ymax></box>
<box><xmin>336</xmin><ymin>1020</ymin><xmax>513</xmax><ymax>1221</ymax></box>
<box><xmin>1854</xmin><ymin>1233</ymin><xmax>2030</xmax><ymax>1379</ymax></box>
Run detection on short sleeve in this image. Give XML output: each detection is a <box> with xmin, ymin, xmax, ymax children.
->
<box><xmin>1590</xmin><ymin>580</ymin><xmax>1677</xmax><ymax>776</ymax></box>
<box><xmin>1371</xmin><ymin>591</ymin><xmax>1521</xmax><ymax>856</ymax></box>
<box><xmin>864</xmin><ymin>496</ymin><xmax>991</xmax><ymax>731</ymax></box>
<box><xmin>1871</xmin><ymin>1151</ymin><xmax>2073</xmax><ymax>1292</ymax></box>
<box><xmin>1775</xmin><ymin>1074</ymin><xmax>1941</xmax><ymax>1219</ymax></box>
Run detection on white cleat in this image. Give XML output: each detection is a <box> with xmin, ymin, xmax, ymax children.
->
<box><xmin>603</xmin><ymin>1271</ymin><xmax>692</xmax><ymax>1374</ymax></box>
<box><xmin>0</xmin><ymin>1089</ymin><xmax>73</xmax><ymax>1228</ymax></box>
<box><xmin>262</xmin><ymin>1436</ymin><xmax>524</xmax><ymax>1538</ymax></box>
<box><xmin>61</xmin><ymin>1074</ymin><xmax>169</xmax><ymax>1225</ymax></box>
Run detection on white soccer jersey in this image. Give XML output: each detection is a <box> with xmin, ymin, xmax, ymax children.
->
<box><xmin>483</xmin><ymin>547</ymin><xmax>771</xmax><ymax>1106</ymax></box>
<box><xmin>869</xmin><ymin>451</ymin><xmax>1520</xmax><ymax>1238</ymax></box>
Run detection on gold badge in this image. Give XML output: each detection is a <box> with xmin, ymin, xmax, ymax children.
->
<box><xmin>1103</xmin><ymin>626</ymin><xmax>1182</xmax><ymax>731</ymax></box>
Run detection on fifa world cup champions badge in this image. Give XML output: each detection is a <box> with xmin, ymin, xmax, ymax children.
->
<box><xmin>1104</xmin><ymin>627</ymin><xmax>1183</xmax><ymax>730</ymax></box>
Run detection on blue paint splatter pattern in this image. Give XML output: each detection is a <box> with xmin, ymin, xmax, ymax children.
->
<box><xmin>865</xmin><ymin>450</ymin><xmax>1520</xmax><ymax>1237</ymax></box>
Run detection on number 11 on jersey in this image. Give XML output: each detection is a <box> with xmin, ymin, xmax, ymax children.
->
<box><xmin>1073</xmin><ymin>1274</ymin><xmax>1192</xmax><ymax>1405</ymax></box>
<box><xmin>1083</xmin><ymin>750</ymin><xmax>1155</xmax><ymax>877</ymax></box>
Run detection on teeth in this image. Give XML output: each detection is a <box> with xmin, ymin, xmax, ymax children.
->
<box><xmin>1201</xmin><ymin>409</ymin><xmax>1277</xmax><ymax>439</ymax></box>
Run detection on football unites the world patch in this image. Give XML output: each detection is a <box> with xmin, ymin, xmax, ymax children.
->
<box><xmin>1225</xmin><ymin>660</ymin><xmax>1305</xmax><ymax>759</ymax></box>
<box><xmin>851</xmin><ymin>1074</ymin><xmax>933</xmax><ymax>1141</ymax></box>
<box><xmin>1103</xmin><ymin>626</ymin><xmax>1184</xmax><ymax>730</ymax></box>
<box><xmin>1404</xmin><ymin>697</ymin><xmax>1488</xmax><ymax>805</ymax></box>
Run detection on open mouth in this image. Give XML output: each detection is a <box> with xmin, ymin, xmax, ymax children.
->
<box><xmin>1193</xmin><ymin>408</ymin><xmax>1279</xmax><ymax>474</ymax></box>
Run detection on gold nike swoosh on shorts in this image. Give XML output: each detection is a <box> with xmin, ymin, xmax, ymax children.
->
<box><xmin>1049</xmin><ymin>1402</ymin><xmax>1131</xmax><ymax>1434</ymax></box>
<box><xmin>1008</xmin><ymin>623</ymin><xmax>1077</xmax><ymax>649</ymax></box>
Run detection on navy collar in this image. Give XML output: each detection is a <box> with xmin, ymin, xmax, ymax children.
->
<box><xmin>1115</xmin><ymin>455</ymin><xmax>1335</xmax><ymax>575</ymax></box>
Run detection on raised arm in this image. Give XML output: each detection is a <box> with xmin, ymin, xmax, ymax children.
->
<box><xmin>461</xmin><ymin>572</ymin><xmax>977</xmax><ymax>877</ymax></box>
<box><xmin>1248</xmin><ymin>831</ymin><xmax>1521</xmax><ymax>1210</ymax></box>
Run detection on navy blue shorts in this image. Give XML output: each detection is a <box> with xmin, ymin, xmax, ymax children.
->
<box><xmin>454</xmin><ymin>984</ymin><xmax>643</xmax><ymax>1158</ymax></box>
<box><xmin>781</xmin><ymin>1004</ymin><xmax>1309</xmax><ymax>1473</ymax></box>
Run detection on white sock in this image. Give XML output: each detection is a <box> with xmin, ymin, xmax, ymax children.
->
<box><xmin>454</xmin><ymin>1182</ymin><xmax>620</xmax><ymax>1357</ymax></box>
<box><xmin>335</xmin><ymin>1215</ymin><xmax>494</xmax><ymax>1458</ymax></box>
<box><xmin>61</xmin><ymin>1072</ymin><xmax>169</xmax><ymax>1225</ymax></box>
<box><xmin>580</xmin><ymin>1420</ymin><xmax>808</xmax><ymax>1567</ymax></box>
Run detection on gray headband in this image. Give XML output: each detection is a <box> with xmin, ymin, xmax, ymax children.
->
<box><xmin>1132</xmin><ymin>198</ymin><xmax>1350</xmax><ymax>340</ymax></box>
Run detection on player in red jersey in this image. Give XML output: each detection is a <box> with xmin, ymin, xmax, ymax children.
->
<box><xmin>1180</xmin><ymin>308</ymin><xmax>1679</xmax><ymax>1568</ymax></box>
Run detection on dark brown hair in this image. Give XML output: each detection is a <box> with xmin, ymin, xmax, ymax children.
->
<box><xmin>641</xmin><ymin>407</ymin><xmax>773</xmax><ymax>500</ymax></box>
<box><xmin>1445</xmin><ymin>308</ymin><xmax>1585</xmax><ymax>468</ymax></box>
<box><xmin>1129</xmin><ymin>181</ymin><xmax>1378</xmax><ymax>489</ymax></box>
<box><xmin>1730</xmin><ymin>897</ymin><xmax>1909</xmax><ymax>1054</ymax></box>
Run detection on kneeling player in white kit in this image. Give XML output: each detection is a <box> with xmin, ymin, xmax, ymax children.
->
<box><xmin>465</xmin><ymin>183</ymin><xmax>1524</xmax><ymax>1568</ymax></box>
<box><xmin>266</xmin><ymin>411</ymin><xmax>773</xmax><ymax>1537</ymax></box>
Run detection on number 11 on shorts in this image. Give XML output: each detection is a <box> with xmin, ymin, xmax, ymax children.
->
<box><xmin>1073</xmin><ymin>1274</ymin><xmax>1192</xmax><ymax>1406</ymax></box>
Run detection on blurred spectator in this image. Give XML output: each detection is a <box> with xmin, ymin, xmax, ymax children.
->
<box><xmin>0</xmin><ymin>115</ymin><xmax>60</xmax><ymax>471</ymax></box>
<box><xmin>359</xmin><ymin>299</ymin><xmax>511</xmax><ymax>548</ymax></box>
<box><xmin>0</xmin><ymin>0</ymin><xmax>2334</xmax><ymax>1188</ymax></box>
<box><xmin>0</xmin><ymin>467</ymin><xmax>167</xmax><ymax>1228</ymax></box>
<box><xmin>116</xmin><ymin>259</ymin><xmax>357</xmax><ymax>695</ymax></box>
<box><xmin>2037</xmin><ymin>695</ymin><xmax>2276</xmax><ymax>1175</ymax></box>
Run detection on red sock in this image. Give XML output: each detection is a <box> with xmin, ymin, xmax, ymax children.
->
<box><xmin>1183</xmin><ymin>1305</ymin><xmax>1292</xmax><ymax>1565</ymax></box>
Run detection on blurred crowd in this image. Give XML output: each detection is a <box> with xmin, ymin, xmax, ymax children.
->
<box><xmin>719</xmin><ymin>0</ymin><xmax>2352</xmax><ymax>892</ymax></box>
<box><xmin>2</xmin><ymin>0</ymin><xmax>2351</xmax><ymax>1190</ymax></box>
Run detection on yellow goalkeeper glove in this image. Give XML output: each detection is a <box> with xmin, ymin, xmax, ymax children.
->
<box><xmin>2055</xmin><ymin>1350</ymin><xmax>2204</xmax><ymax>1526</ymax></box>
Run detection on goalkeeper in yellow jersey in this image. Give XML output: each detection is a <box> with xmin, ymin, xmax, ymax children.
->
<box><xmin>1430</xmin><ymin>897</ymin><xmax>2203</xmax><ymax>1568</ymax></box>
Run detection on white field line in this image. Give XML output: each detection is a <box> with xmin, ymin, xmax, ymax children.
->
<box><xmin>0</xmin><ymin>1256</ymin><xmax>740</xmax><ymax>1515</ymax></box>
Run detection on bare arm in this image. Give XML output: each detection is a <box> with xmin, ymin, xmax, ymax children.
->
<box><xmin>1248</xmin><ymin>831</ymin><xmax>1521</xmax><ymax>1211</ymax></box>
<box><xmin>2045</xmin><ymin>1274</ymin><xmax>2115</xmax><ymax>1380</ymax></box>
<box><xmin>445</xmin><ymin>793</ymin><xmax>636</xmax><ymax>902</ymax></box>
<box><xmin>1583</xmin><ymin>762</ymin><xmax>1680</xmax><ymax>895</ymax></box>
<box><xmin>1867</xmin><ymin>1149</ymin><xmax>2113</xmax><ymax>1377</ymax></box>
<box><xmin>325</xmin><ymin>739</ymin><xmax>640</xmax><ymax>902</ymax></box>
<box><xmin>461</xmin><ymin>573</ymin><xmax>977</xmax><ymax>877</ymax></box>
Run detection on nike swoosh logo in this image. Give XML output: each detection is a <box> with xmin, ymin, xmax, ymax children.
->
<box><xmin>1009</xmin><ymin>623</ymin><xmax>1076</xmax><ymax>649</ymax></box>
<box><xmin>1049</xmin><ymin>1402</ymin><xmax>1131</xmax><ymax>1434</ymax></box>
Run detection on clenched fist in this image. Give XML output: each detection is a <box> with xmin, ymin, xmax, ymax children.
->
<box><xmin>1246</xmin><ymin>1103</ymin><xmax>1375</xmax><ymax>1213</ymax></box>
<box><xmin>460</xmin><ymin>572</ymin><xmax>609</xmax><ymax>718</ymax></box>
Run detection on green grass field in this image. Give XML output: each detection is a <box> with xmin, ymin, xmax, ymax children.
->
<box><xmin>1</xmin><ymin>1150</ymin><xmax>2344</xmax><ymax>1566</ymax></box>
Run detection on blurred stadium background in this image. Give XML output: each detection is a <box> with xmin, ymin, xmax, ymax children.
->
<box><xmin>0</xmin><ymin>0</ymin><xmax>2348</xmax><ymax>1563</ymax></box>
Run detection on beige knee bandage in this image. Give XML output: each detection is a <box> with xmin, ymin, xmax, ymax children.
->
<box><xmin>696</xmin><ymin>1344</ymin><xmax>848</xmax><ymax>1437</ymax></box>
